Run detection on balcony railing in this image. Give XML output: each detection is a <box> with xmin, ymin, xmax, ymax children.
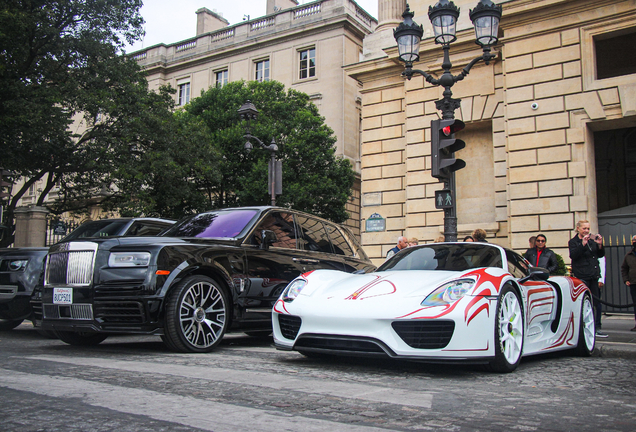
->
<box><xmin>130</xmin><ymin>0</ymin><xmax>375</xmax><ymax>66</ymax></box>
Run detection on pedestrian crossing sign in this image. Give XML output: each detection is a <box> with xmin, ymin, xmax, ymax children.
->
<box><xmin>435</xmin><ymin>189</ymin><xmax>453</xmax><ymax>209</ymax></box>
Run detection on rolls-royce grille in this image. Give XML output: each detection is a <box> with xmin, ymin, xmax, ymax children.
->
<box><xmin>94</xmin><ymin>301</ymin><xmax>145</xmax><ymax>324</ymax></box>
<box><xmin>392</xmin><ymin>320</ymin><xmax>455</xmax><ymax>349</ymax></box>
<box><xmin>43</xmin><ymin>304</ymin><xmax>93</xmax><ymax>320</ymax></box>
<box><xmin>295</xmin><ymin>336</ymin><xmax>386</xmax><ymax>354</ymax></box>
<box><xmin>278</xmin><ymin>314</ymin><xmax>302</xmax><ymax>340</ymax></box>
<box><xmin>46</xmin><ymin>250</ymin><xmax>95</xmax><ymax>286</ymax></box>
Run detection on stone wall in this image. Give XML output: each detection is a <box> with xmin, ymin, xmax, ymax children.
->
<box><xmin>348</xmin><ymin>0</ymin><xmax>636</xmax><ymax>265</ymax></box>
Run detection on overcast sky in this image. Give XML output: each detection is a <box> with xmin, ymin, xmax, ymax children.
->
<box><xmin>125</xmin><ymin>0</ymin><xmax>379</xmax><ymax>52</ymax></box>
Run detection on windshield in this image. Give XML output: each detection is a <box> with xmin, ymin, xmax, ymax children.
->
<box><xmin>62</xmin><ymin>220</ymin><xmax>129</xmax><ymax>240</ymax></box>
<box><xmin>162</xmin><ymin>210</ymin><xmax>259</xmax><ymax>239</ymax></box>
<box><xmin>378</xmin><ymin>244</ymin><xmax>503</xmax><ymax>272</ymax></box>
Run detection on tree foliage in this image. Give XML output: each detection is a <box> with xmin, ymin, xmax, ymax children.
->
<box><xmin>0</xmin><ymin>0</ymin><xmax>182</xmax><ymax>246</ymax></box>
<box><xmin>181</xmin><ymin>80</ymin><xmax>356</xmax><ymax>223</ymax></box>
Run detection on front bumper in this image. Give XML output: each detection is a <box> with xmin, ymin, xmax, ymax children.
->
<box><xmin>40</xmin><ymin>285</ymin><xmax>165</xmax><ymax>335</ymax></box>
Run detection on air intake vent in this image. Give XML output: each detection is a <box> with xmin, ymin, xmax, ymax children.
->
<box><xmin>392</xmin><ymin>320</ymin><xmax>455</xmax><ymax>349</ymax></box>
<box><xmin>277</xmin><ymin>314</ymin><xmax>301</xmax><ymax>340</ymax></box>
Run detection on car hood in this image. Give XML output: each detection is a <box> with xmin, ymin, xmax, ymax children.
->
<box><xmin>298</xmin><ymin>269</ymin><xmax>466</xmax><ymax>301</ymax></box>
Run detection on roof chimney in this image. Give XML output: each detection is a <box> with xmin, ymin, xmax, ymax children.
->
<box><xmin>196</xmin><ymin>8</ymin><xmax>229</xmax><ymax>36</ymax></box>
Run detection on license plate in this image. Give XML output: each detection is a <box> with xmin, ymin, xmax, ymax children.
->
<box><xmin>53</xmin><ymin>288</ymin><xmax>73</xmax><ymax>304</ymax></box>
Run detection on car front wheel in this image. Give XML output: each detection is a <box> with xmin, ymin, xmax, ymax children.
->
<box><xmin>489</xmin><ymin>285</ymin><xmax>524</xmax><ymax>373</ymax></box>
<box><xmin>163</xmin><ymin>275</ymin><xmax>230</xmax><ymax>353</ymax></box>
<box><xmin>574</xmin><ymin>294</ymin><xmax>595</xmax><ymax>356</ymax></box>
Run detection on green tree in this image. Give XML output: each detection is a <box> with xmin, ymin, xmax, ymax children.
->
<box><xmin>102</xmin><ymin>110</ymin><xmax>221</xmax><ymax>220</ymax></box>
<box><xmin>0</xmin><ymin>0</ymin><xmax>182</xmax><ymax>246</ymax></box>
<box><xmin>181</xmin><ymin>80</ymin><xmax>355</xmax><ymax>223</ymax></box>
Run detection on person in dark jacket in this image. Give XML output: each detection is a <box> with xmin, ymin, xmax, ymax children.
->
<box><xmin>524</xmin><ymin>234</ymin><xmax>558</xmax><ymax>274</ymax></box>
<box><xmin>620</xmin><ymin>234</ymin><xmax>636</xmax><ymax>331</ymax></box>
<box><xmin>568</xmin><ymin>220</ymin><xmax>607</xmax><ymax>337</ymax></box>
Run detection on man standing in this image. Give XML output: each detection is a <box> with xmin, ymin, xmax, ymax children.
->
<box><xmin>386</xmin><ymin>236</ymin><xmax>407</xmax><ymax>259</ymax></box>
<box><xmin>524</xmin><ymin>234</ymin><xmax>558</xmax><ymax>274</ymax></box>
<box><xmin>620</xmin><ymin>235</ymin><xmax>636</xmax><ymax>331</ymax></box>
<box><xmin>569</xmin><ymin>220</ymin><xmax>607</xmax><ymax>338</ymax></box>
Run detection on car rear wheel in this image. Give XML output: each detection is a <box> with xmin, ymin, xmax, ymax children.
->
<box><xmin>163</xmin><ymin>275</ymin><xmax>230</xmax><ymax>353</ymax></box>
<box><xmin>55</xmin><ymin>330</ymin><xmax>108</xmax><ymax>346</ymax></box>
<box><xmin>489</xmin><ymin>285</ymin><xmax>524</xmax><ymax>373</ymax></box>
<box><xmin>574</xmin><ymin>294</ymin><xmax>595</xmax><ymax>356</ymax></box>
<box><xmin>0</xmin><ymin>318</ymin><xmax>24</xmax><ymax>331</ymax></box>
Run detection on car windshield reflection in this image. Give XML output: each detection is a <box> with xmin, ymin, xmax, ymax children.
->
<box><xmin>62</xmin><ymin>220</ymin><xmax>129</xmax><ymax>240</ymax></box>
<box><xmin>378</xmin><ymin>244</ymin><xmax>503</xmax><ymax>272</ymax></box>
<box><xmin>163</xmin><ymin>209</ymin><xmax>259</xmax><ymax>238</ymax></box>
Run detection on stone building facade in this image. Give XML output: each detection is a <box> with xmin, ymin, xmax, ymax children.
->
<box><xmin>346</xmin><ymin>0</ymin><xmax>636</xmax><ymax>265</ymax></box>
<box><xmin>130</xmin><ymin>0</ymin><xmax>377</xmax><ymax>235</ymax></box>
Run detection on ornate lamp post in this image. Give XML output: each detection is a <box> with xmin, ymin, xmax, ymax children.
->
<box><xmin>393</xmin><ymin>0</ymin><xmax>502</xmax><ymax>241</ymax></box>
<box><xmin>237</xmin><ymin>101</ymin><xmax>282</xmax><ymax>206</ymax></box>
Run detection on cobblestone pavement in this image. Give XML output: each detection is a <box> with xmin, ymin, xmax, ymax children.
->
<box><xmin>1</xmin><ymin>323</ymin><xmax>635</xmax><ymax>432</ymax></box>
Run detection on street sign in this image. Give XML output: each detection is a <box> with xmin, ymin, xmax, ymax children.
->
<box><xmin>365</xmin><ymin>213</ymin><xmax>386</xmax><ymax>232</ymax></box>
<box><xmin>435</xmin><ymin>189</ymin><xmax>454</xmax><ymax>209</ymax></box>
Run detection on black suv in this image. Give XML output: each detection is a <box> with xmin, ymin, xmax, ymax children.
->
<box><xmin>39</xmin><ymin>207</ymin><xmax>374</xmax><ymax>352</ymax></box>
<box><xmin>0</xmin><ymin>217</ymin><xmax>174</xmax><ymax>332</ymax></box>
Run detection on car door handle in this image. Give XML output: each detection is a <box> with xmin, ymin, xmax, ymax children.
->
<box><xmin>293</xmin><ymin>257</ymin><xmax>319</xmax><ymax>264</ymax></box>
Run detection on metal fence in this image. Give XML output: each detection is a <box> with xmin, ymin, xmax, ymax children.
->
<box><xmin>45</xmin><ymin>217</ymin><xmax>80</xmax><ymax>246</ymax></box>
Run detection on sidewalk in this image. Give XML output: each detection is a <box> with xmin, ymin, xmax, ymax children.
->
<box><xmin>593</xmin><ymin>314</ymin><xmax>636</xmax><ymax>359</ymax></box>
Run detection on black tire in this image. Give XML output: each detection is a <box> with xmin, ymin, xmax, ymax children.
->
<box><xmin>55</xmin><ymin>330</ymin><xmax>108</xmax><ymax>346</ymax></box>
<box><xmin>574</xmin><ymin>294</ymin><xmax>595</xmax><ymax>356</ymax></box>
<box><xmin>0</xmin><ymin>319</ymin><xmax>24</xmax><ymax>331</ymax></box>
<box><xmin>488</xmin><ymin>284</ymin><xmax>524</xmax><ymax>373</ymax></box>
<box><xmin>162</xmin><ymin>275</ymin><xmax>230</xmax><ymax>353</ymax></box>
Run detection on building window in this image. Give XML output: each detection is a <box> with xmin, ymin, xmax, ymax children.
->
<box><xmin>215</xmin><ymin>70</ymin><xmax>228</xmax><ymax>87</ymax></box>
<box><xmin>255</xmin><ymin>59</ymin><xmax>270</xmax><ymax>82</ymax></box>
<box><xmin>594</xmin><ymin>29</ymin><xmax>636</xmax><ymax>80</ymax></box>
<box><xmin>178</xmin><ymin>82</ymin><xmax>190</xmax><ymax>106</ymax></box>
<box><xmin>299</xmin><ymin>48</ymin><xmax>315</xmax><ymax>79</ymax></box>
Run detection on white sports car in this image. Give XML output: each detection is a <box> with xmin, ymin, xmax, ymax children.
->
<box><xmin>273</xmin><ymin>243</ymin><xmax>596</xmax><ymax>372</ymax></box>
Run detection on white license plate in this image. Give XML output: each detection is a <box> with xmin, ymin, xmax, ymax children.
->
<box><xmin>53</xmin><ymin>288</ymin><xmax>73</xmax><ymax>304</ymax></box>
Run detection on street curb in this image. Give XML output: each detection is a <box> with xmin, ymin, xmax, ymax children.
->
<box><xmin>593</xmin><ymin>342</ymin><xmax>636</xmax><ymax>359</ymax></box>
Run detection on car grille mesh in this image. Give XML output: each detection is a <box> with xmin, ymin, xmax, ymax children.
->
<box><xmin>392</xmin><ymin>320</ymin><xmax>455</xmax><ymax>349</ymax></box>
<box><xmin>94</xmin><ymin>301</ymin><xmax>145</xmax><ymax>324</ymax></box>
<box><xmin>43</xmin><ymin>304</ymin><xmax>93</xmax><ymax>320</ymax></box>
<box><xmin>295</xmin><ymin>336</ymin><xmax>386</xmax><ymax>354</ymax></box>
<box><xmin>46</xmin><ymin>251</ymin><xmax>95</xmax><ymax>286</ymax></box>
<box><xmin>277</xmin><ymin>314</ymin><xmax>302</xmax><ymax>340</ymax></box>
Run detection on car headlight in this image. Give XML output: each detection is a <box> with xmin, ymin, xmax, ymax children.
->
<box><xmin>281</xmin><ymin>278</ymin><xmax>307</xmax><ymax>302</ymax></box>
<box><xmin>421</xmin><ymin>278</ymin><xmax>476</xmax><ymax>306</ymax></box>
<box><xmin>108</xmin><ymin>252</ymin><xmax>151</xmax><ymax>267</ymax></box>
<box><xmin>8</xmin><ymin>259</ymin><xmax>28</xmax><ymax>271</ymax></box>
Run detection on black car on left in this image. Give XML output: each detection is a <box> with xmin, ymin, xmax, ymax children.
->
<box><xmin>39</xmin><ymin>207</ymin><xmax>374</xmax><ymax>352</ymax></box>
<box><xmin>0</xmin><ymin>217</ymin><xmax>174</xmax><ymax>331</ymax></box>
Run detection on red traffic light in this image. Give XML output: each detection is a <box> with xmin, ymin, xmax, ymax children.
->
<box><xmin>442</xmin><ymin>126</ymin><xmax>451</xmax><ymax>136</ymax></box>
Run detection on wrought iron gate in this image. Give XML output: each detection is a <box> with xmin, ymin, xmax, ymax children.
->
<box><xmin>599</xmin><ymin>205</ymin><xmax>636</xmax><ymax>315</ymax></box>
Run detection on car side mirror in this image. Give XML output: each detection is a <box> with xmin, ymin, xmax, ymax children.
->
<box><xmin>260</xmin><ymin>230</ymin><xmax>277</xmax><ymax>250</ymax></box>
<box><xmin>519</xmin><ymin>266</ymin><xmax>550</xmax><ymax>283</ymax></box>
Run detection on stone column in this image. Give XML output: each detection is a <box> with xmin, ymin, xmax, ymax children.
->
<box><xmin>377</xmin><ymin>0</ymin><xmax>407</xmax><ymax>32</ymax></box>
<box><xmin>13</xmin><ymin>205</ymin><xmax>50</xmax><ymax>247</ymax></box>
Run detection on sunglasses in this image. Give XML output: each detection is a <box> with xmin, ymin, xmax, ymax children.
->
<box><xmin>535</xmin><ymin>239</ymin><xmax>546</xmax><ymax>243</ymax></box>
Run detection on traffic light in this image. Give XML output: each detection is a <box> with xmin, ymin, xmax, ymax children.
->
<box><xmin>0</xmin><ymin>168</ymin><xmax>12</xmax><ymax>199</ymax></box>
<box><xmin>431</xmin><ymin>119</ymin><xmax>466</xmax><ymax>181</ymax></box>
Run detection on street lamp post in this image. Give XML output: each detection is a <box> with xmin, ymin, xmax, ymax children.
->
<box><xmin>237</xmin><ymin>101</ymin><xmax>282</xmax><ymax>206</ymax></box>
<box><xmin>393</xmin><ymin>0</ymin><xmax>502</xmax><ymax>241</ymax></box>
